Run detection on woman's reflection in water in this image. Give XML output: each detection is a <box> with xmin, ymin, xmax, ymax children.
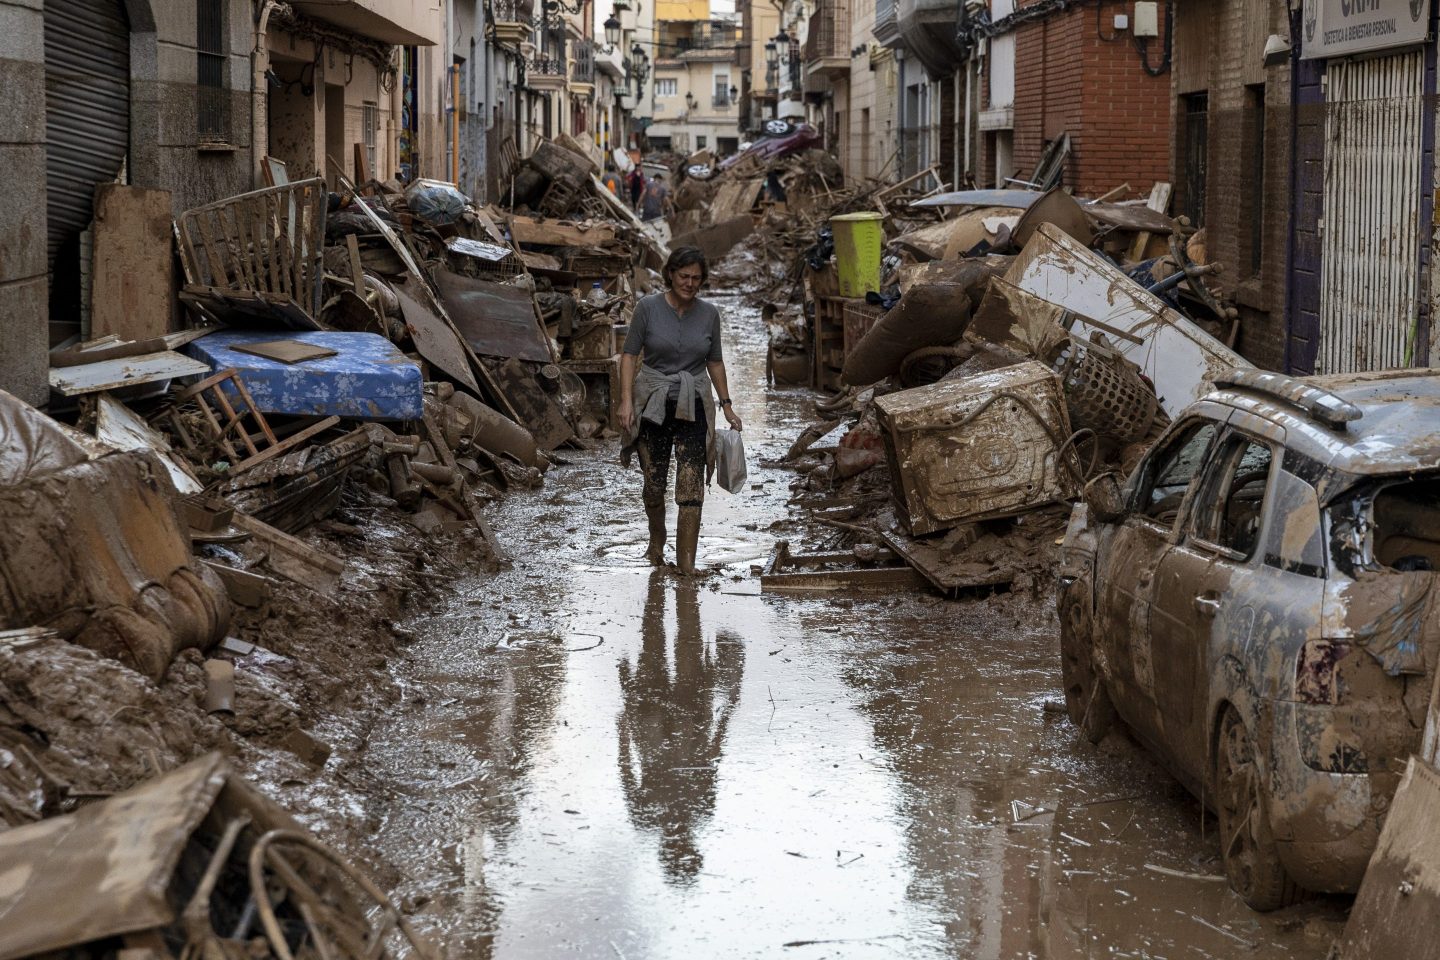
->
<box><xmin>617</xmin><ymin>572</ymin><xmax>745</xmax><ymax>884</ymax></box>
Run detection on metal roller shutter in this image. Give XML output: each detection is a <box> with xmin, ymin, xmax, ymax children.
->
<box><xmin>1318</xmin><ymin>50</ymin><xmax>1425</xmax><ymax>374</ymax></box>
<box><xmin>44</xmin><ymin>0</ymin><xmax>131</xmax><ymax>270</ymax></box>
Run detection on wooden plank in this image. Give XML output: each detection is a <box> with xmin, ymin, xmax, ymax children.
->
<box><xmin>221</xmin><ymin>204</ymin><xmax>250</xmax><ymax>290</ymax></box>
<box><xmin>200</xmin><ymin>559</ymin><xmax>274</xmax><ymax>607</ymax></box>
<box><xmin>50</xmin><ymin>337</ymin><xmax>169</xmax><ymax>368</ymax></box>
<box><xmin>345</xmin><ymin>234</ymin><xmax>365</xmax><ymax>293</ymax></box>
<box><xmin>761</xmin><ymin>565</ymin><xmax>926</xmax><ymax>593</ymax></box>
<box><xmin>758</xmin><ymin>540</ymin><xmax>925</xmax><ymax>593</ymax></box>
<box><xmin>231</xmin><ymin>512</ymin><xmax>344</xmax><ymax>594</ymax></box>
<box><xmin>264</xmin><ymin>191</ymin><xmax>284</xmax><ymax>295</ymax></box>
<box><xmin>48</xmin><ymin>351</ymin><xmax>211</xmax><ymax>397</ymax></box>
<box><xmin>192</xmin><ymin>211</ymin><xmax>229</xmax><ymax>290</ymax></box>
<box><xmin>509</xmin><ymin>214</ymin><xmax>617</xmax><ymax>248</ymax></box>
<box><xmin>250</xmin><ymin>194</ymin><xmax>269</xmax><ymax>295</ymax></box>
<box><xmin>231</xmin><ymin>415</ymin><xmax>341</xmax><ymax>475</ymax></box>
<box><xmin>273</xmin><ymin>191</ymin><xmax>296</xmax><ymax>300</ymax></box>
<box><xmin>91</xmin><ymin>185</ymin><xmax>174</xmax><ymax>342</ymax></box>
<box><xmin>1126</xmin><ymin>181</ymin><xmax>1173</xmax><ymax>263</ymax></box>
<box><xmin>880</xmin><ymin>531</ymin><xmax>1013</xmax><ymax>595</ymax></box>
<box><xmin>422</xmin><ymin>411</ymin><xmax>458</xmax><ymax>470</ymax></box>
<box><xmin>174</xmin><ymin>221</ymin><xmax>202</xmax><ymax>287</ymax></box>
<box><xmin>94</xmin><ymin>392</ymin><xmax>204</xmax><ymax>494</ymax></box>
<box><xmin>353</xmin><ymin>141</ymin><xmax>369</xmax><ymax>184</ymax></box>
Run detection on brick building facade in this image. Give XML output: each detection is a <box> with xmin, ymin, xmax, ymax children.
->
<box><xmin>979</xmin><ymin>3</ymin><xmax>1169</xmax><ymax>197</ymax></box>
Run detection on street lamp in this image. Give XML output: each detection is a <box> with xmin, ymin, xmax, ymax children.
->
<box><xmin>728</xmin><ymin>84</ymin><xmax>738</xmax><ymax>102</ymax></box>
<box><xmin>685</xmin><ymin>90</ymin><xmax>695</xmax><ymax>113</ymax></box>
<box><xmin>604</xmin><ymin>12</ymin><xmax>621</xmax><ymax>47</ymax></box>
<box><xmin>764</xmin><ymin>39</ymin><xmax>778</xmax><ymax>66</ymax></box>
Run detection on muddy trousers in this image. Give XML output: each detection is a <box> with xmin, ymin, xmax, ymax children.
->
<box><xmin>636</xmin><ymin>398</ymin><xmax>707</xmax><ymax>572</ymax></box>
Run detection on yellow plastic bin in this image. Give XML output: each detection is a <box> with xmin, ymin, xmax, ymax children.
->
<box><xmin>831</xmin><ymin>212</ymin><xmax>885</xmax><ymax>298</ymax></box>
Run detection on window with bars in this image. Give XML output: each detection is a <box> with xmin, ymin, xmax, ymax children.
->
<box><xmin>363</xmin><ymin>102</ymin><xmax>379</xmax><ymax>179</ymax></box>
<box><xmin>197</xmin><ymin>0</ymin><xmax>227</xmax><ymax>140</ymax></box>
<box><xmin>656</xmin><ymin>78</ymin><xmax>679</xmax><ymax>96</ymax></box>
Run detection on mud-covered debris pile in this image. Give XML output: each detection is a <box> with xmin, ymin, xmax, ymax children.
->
<box><xmin>0</xmin><ymin>132</ymin><xmax>682</xmax><ymax>947</ymax></box>
<box><xmin>0</xmin><ymin>751</ymin><xmax>434</xmax><ymax>959</ymax></box>
<box><xmin>760</xmin><ymin>172</ymin><xmax>1254</xmax><ymax>598</ymax></box>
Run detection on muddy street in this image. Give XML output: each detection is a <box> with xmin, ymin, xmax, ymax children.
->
<box><xmin>354</xmin><ymin>295</ymin><xmax>1344</xmax><ymax>958</ymax></box>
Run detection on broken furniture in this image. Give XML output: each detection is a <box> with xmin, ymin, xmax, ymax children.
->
<box><xmin>153</xmin><ymin>368</ymin><xmax>343</xmax><ymax>475</ymax></box>
<box><xmin>48</xmin><ymin>350</ymin><xmax>211</xmax><ymax>399</ymax></box>
<box><xmin>176</xmin><ymin>177</ymin><xmax>329</xmax><ymax>329</ymax></box>
<box><xmin>0</xmin><ymin>753</ymin><xmax>434</xmax><ymax>960</ymax></box>
<box><xmin>841</xmin><ymin>258</ymin><xmax>1003</xmax><ymax>387</ymax></box>
<box><xmin>1005</xmin><ymin>223</ymin><xmax>1246</xmax><ymax>416</ymax></box>
<box><xmin>218</xmin><ymin>428</ymin><xmax>371</xmax><ymax>533</ymax></box>
<box><xmin>186</xmin><ymin>331</ymin><xmax>424</xmax><ymax>421</ymax></box>
<box><xmin>760</xmin><ymin>540</ymin><xmax>927</xmax><ymax>593</ymax></box>
<box><xmin>0</xmin><ymin>388</ymin><xmax>230</xmax><ymax>680</ymax></box>
<box><xmin>874</xmin><ymin>360</ymin><xmax>1080</xmax><ymax>536</ymax></box>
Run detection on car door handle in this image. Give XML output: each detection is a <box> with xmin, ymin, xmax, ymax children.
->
<box><xmin>1194</xmin><ymin>595</ymin><xmax>1221</xmax><ymax>618</ymax></box>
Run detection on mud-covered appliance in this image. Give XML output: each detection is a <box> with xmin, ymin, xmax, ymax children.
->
<box><xmin>875</xmin><ymin>360</ymin><xmax>1079</xmax><ymax>536</ymax></box>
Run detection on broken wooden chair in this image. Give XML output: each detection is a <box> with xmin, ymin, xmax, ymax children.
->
<box><xmin>155</xmin><ymin>369</ymin><xmax>339</xmax><ymax>475</ymax></box>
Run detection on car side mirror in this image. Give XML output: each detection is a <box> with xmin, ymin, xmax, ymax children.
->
<box><xmin>1083</xmin><ymin>474</ymin><xmax>1126</xmax><ymax>524</ymax></box>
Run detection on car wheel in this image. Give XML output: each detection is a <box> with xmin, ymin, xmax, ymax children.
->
<box><xmin>1059</xmin><ymin>581</ymin><xmax>1115</xmax><ymax>743</ymax></box>
<box><xmin>1215</xmin><ymin>705</ymin><xmax>1302</xmax><ymax>911</ymax></box>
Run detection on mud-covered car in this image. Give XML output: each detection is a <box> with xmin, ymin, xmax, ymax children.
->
<box><xmin>1058</xmin><ymin>368</ymin><xmax>1440</xmax><ymax>911</ymax></box>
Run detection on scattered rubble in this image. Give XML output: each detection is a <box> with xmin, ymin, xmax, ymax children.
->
<box><xmin>691</xmin><ymin>148</ymin><xmax>1246</xmax><ymax>603</ymax></box>
<box><xmin>0</xmin><ymin>133</ymin><xmax>677</xmax><ymax>954</ymax></box>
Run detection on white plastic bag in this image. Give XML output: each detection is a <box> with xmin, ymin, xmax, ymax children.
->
<box><xmin>715</xmin><ymin>428</ymin><xmax>747</xmax><ymax>494</ymax></box>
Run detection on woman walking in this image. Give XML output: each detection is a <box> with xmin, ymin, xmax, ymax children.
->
<box><xmin>619</xmin><ymin>247</ymin><xmax>743</xmax><ymax>575</ymax></box>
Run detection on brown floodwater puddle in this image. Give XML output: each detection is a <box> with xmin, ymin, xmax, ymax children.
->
<box><xmin>358</xmin><ymin>294</ymin><xmax>1346</xmax><ymax>958</ymax></box>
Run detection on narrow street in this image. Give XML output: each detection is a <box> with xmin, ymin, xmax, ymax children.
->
<box><xmin>357</xmin><ymin>294</ymin><xmax>1345</xmax><ymax>958</ymax></box>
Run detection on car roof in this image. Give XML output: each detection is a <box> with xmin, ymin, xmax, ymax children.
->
<box><xmin>1201</xmin><ymin>369</ymin><xmax>1440</xmax><ymax>476</ymax></box>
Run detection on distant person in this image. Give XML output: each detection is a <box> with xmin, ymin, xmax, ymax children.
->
<box><xmin>641</xmin><ymin>173</ymin><xmax>671</xmax><ymax>222</ymax></box>
<box><xmin>601</xmin><ymin>161</ymin><xmax>622</xmax><ymax>196</ymax></box>
<box><xmin>628</xmin><ymin>167</ymin><xmax>646</xmax><ymax>210</ymax></box>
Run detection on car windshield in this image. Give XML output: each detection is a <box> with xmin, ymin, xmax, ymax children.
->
<box><xmin>1328</xmin><ymin>472</ymin><xmax>1440</xmax><ymax>576</ymax></box>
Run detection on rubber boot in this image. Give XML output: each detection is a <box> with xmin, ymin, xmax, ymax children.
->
<box><xmin>675</xmin><ymin>506</ymin><xmax>702</xmax><ymax>576</ymax></box>
<box><xmin>644</xmin><ymin>503</ymin><xmax>667</xmax><ymax>566</ymax></box>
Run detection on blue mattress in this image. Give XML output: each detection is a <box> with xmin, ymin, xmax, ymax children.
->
<box><xmin>186</xmin><ymin>331</ymin><xmax>424</xmax><ymax>421</ymax></box>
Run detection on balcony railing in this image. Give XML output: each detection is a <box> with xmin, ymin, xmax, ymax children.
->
<box><xmin>526</xmin><ymin>56</ymin><xmax>566</xmax><ymax>81</ymax></box>
<box><xmin>803</xmin><ymin>0</ymin><xmax>850</xmax><ymax>62</ymax></box>
<box><xmin>711</xmin><ymin>93</ymin><xmax>733</xmax><ymax>108</ymax></box>
<box><xmin>492</xmin><ymin>0</ymin><xmax>534</xmax><ymax>23</ymax></box>
<box><xmin>658</xmin><ymin>23</ymin><xmax>740</xmax><ymax>56</ymax></box>
<box><xmin>873</xmin><ymin>0</ymin><xmax>897</xmax><ymax>40</ymax></box>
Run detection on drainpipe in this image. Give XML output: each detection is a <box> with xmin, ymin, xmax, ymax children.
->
<box><xmin>252</xmin><ymin>0</ymin><xmax>289</xmax><ymax>186</ymax></box>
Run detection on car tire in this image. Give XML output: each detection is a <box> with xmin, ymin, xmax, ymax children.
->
<box><xmin>1059</xmin><ymin>580</ymin><xmax>1115</xmax><ymax>744</ymax></box>
<box><xmin>1215</xmin><ymin>705</ymin><xmax>1303</xmax><ymax>911</ymax></box>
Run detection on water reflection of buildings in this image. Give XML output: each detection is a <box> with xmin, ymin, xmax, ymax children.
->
<box><xmin>617</xmin><ymin>574</ymin><xmax>745</xmax><ymax>884</ymax></box>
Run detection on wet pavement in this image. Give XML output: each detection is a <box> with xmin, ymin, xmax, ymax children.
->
<box><xmin>360</xmin><ymin>293</ymin><xmax>1347</xmax><ymax>957</ymax></box>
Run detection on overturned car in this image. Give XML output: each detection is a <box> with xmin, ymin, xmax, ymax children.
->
<box><xmin>1058</xmin><ymin>368</ymin><xmax>1440</xmax><ymax>910</ymax></box>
